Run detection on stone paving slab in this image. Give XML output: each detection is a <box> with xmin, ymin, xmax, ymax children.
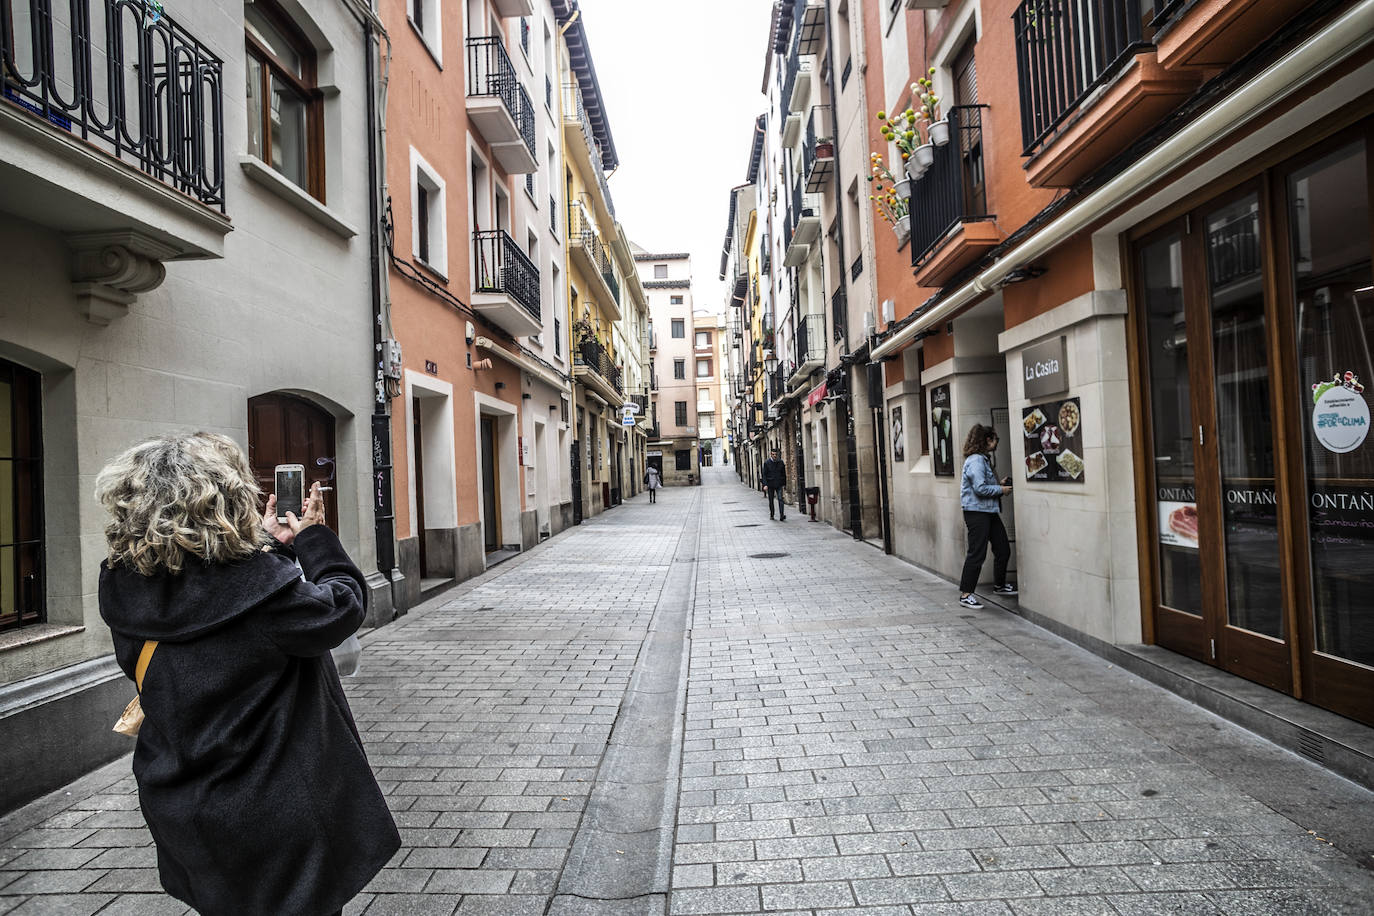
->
<box><xmin>2</xmin><ymin>468</ymin><xmax>1374</xmax><ymax>915</ymax></box>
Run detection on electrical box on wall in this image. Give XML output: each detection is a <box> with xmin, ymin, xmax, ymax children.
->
<box><xmin>382</xmin><ymin>339</ymin><xmax>403</xmax><ymax>379</ymax></box>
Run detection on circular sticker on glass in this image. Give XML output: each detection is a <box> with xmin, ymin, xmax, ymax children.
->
<box><xmin>1312</xmin><ymin>386</ymin><xmax>1370</xmax><ymax>453</ymax></box>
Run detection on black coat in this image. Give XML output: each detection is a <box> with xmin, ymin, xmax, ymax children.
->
<box><xmin>99</xmin><ymin>526</ymin><xmax>400</xmax><ymax>916</ymax></box>
<box><xmin>762</xmin><ymin>457</ymin><xmax>787</xmax><ymax>489</ymax></box>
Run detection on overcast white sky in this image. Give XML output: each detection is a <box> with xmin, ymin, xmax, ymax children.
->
<box><xmin>575</xmin><ymin>0</ymin><xmax>776</xmax><ymax>317</ymax></box>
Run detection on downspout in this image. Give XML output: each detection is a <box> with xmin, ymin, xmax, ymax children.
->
<box><xmin>869</xmin><ymin>0</ymin><xmax>1374</xmax><ymax>362</ymax></box>
<box><xmin>821</xmin><ymin>0</ymin><xmax>863</xmax><ymax>540</ymax></box>
<box><xmin>558</xmin><ymin>7</ymin><xmax>582</xmax><ymax>522</ymax></box>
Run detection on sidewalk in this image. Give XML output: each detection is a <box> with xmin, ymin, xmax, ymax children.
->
<box><xmin>1</xmin><ymin>467</ymin><xmax>1372</xmax><ymax>915</ymax></box>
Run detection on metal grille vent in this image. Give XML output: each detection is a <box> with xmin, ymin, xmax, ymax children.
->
<box><xmin>1298</xmin><ymin>732</ymin><xmax>1326</xmax><ymax>763</ymax></box>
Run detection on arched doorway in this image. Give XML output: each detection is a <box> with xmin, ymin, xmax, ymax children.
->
<box><xmin>248</xmin><ymin>393</ymin><xmax>339</xmax><ymax>532</ymax></box>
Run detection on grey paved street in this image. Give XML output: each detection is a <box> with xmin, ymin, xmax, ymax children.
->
<box><xmin>3</xmin><ymin>467</ymin><xmax>1374</xmax><ymax>915</ymax></box>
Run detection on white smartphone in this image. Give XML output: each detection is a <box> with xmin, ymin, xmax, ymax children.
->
<box><xmin>274</xmin><ymin>464</ymin><xmax>305</xmax><ymax>523</ymax></box>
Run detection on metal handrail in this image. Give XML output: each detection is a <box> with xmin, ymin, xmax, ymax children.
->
<box><xmin>1</xmin><ymin>0</ymin><xmax>226</xmax><ymax>210</ymax></box>
<box><xmin>1012</xmin><ymin>0</ymin><xmax>1150</xmax><ymax>155</ymax></box>
<box><xmin>795</xmin><ymin>312</ymin><xmax>824</xmax><ymax>368</ymax></box>
<box><xmin>473</xmin><ymin>230</ymin><xmax>540</xmax><ymax>321</ymax></box>
<box><xmin>575</xmin><ymin>336</ymin><xmax>623</xmax><ymax>395</ymax></box>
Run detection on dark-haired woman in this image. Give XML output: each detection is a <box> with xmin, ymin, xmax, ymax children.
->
<box><xmin>958</xmin><ymin>423</ymin><xmax>1015</xmax><ymax>609</ymax></box>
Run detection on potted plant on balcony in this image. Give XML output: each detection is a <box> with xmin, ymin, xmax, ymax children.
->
<box><xmin>868</xmin><ymin>153</ymin><xmax>911</xmax><ymax>246</ymax></box>
<box><xmin>915</xmin><ymin>70</ymin><xmax>948</xmax><ymax>147</ymax></box>
<box><xmin>875</xmin><ymin>107</ymin><xmax>929</xmax><ymax>180</ymax></box>
<box><xmin>815</xmin><ymin>136</ymin><xmax>835</xmax><ymax>160</ymax></box>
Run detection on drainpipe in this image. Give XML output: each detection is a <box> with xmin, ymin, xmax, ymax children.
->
<box><xmin>869</xmin><ymin>0</ymin><xmax>1374</xmax><ymax>362</ymax></box>
<box><xmin>820</xmin><ymin>0</ymin><xmax>863</xmax><ymax>540</ymax></box>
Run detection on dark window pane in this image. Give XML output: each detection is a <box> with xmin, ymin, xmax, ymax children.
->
<box><xmin>1290</xmin><ymin>140</ymin><xmax>1374</xmax><ymax>667</ymax></box>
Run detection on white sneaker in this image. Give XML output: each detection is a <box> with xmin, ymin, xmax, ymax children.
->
<box><xmin>958</xmin><ymin>594</ymin><xmax>984</xmax><ymax>609</ymax></box>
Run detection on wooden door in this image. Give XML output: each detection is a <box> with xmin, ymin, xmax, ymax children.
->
<box><xmin>247</xmin><ymin>393</ymin><xmax>338</xmax><ymax>531</ymax></box>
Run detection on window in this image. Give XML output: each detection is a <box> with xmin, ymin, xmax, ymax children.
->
<box><xmin>526</xmin><ymin>172</ymin><xmax>535</xmax><ymax>197</ymax></box>
<box><xmin>695</xmin><ymin>330</ymin><xmax>710</xmax><ymax>348</ymax></box>
<box><xmin>675</xmin><ymin>402</ymin><xmax>688</xmax><ymax>427</ymax></box>
<box><xmin>671</xmin><ymin>296</ymin><xmax>684</xmax><ymax>306</ymax></box>
<box><xmin>245</xmin><ymin>1</ymin><xmax>321</xmax><ymax>199</ymax></box>
<box><xmin>410</xmin><ymin>0</ymin><xmax>440</xmax><ymax>60</ymax></box>
<box><xmin>675</xmin><ymin>449</ymin><xmax>691</xmax><ymax>470</ymax></box>
<box><xmin>696</xmin><ymin>358</ymin><xmax>712</xmax><ymax>378</ymax></box>
<box><xmin>671</xmin><ymin>319</ymin><xmax>685</xmax><ymax>338</ymax></box>
<box><xmin>0</xmin><ymin>359</ymin><xmax>43</xmax><ymax>632</ymax></box>
<box><xmin>673</xmin><ymin>359</ymin><xmax>686</xmax><ymax>380</ymax></box>
<box><xmin>411</xmin><ymin>149</ymin><xmax>446</xmax><ymax>275</ymax></box>
<box><xmin>654</xmin><ymin>264</ymin><xmax>668</xmax><ymax>279</ymax></box>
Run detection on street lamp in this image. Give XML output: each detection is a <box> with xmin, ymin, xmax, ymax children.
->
<box><xmin>764</xmin><ymin>350</ymin><xmax>778</xmax><ymax>374</ymax></box>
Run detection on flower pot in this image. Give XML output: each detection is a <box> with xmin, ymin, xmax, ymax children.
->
<box><xmin>815</xmin><ymin>141</ymin><xmax>835</xmax><ymax>160</ymax></box>
<box><xmin>895</xmin><ymin>177</ymin><xmax>912</xmax><ymax>199</ymax></box>
<box><xmin>905</xmin><ymin>157</ymin><xmax>927</xmax><ymax>181</ymax></box>
<box><xmin>914</xmin><ymin>143</ymin><xmax>935</xmax><ymax>168</ymax></box>
<box><xmin>929</xmin><ymin>118</ymin><xmax>950</xmax><ymax>147</ymax></box>
<box><xmin>894</xmin><ymin>215</ymin><xmax>911</xmax><ymax>243</ymax></box>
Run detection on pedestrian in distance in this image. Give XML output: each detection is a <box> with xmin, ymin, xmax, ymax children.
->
<box><xmin>95</xmin><ymin>432</ymin><xmax>400</xmax><ymax>916</ymax></box>
<box><xmin>762</xmin><ymin>447</ymin><xmax>788</xmax><ymax>520</ymax></box>
<box><xmin>958</xmin><ymin>423</ymin><xmax>1017</xmax><ymax>609</ymax></box>
<box><xmin>645</xmin><ymin>464</ymin><xmax>662</xmax><ymax>503</ymax></box>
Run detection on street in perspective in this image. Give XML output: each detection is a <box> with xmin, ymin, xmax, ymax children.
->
<box><xmin>3</xmin><ymin>0</ymin><xmax>1374</xmax><ymax>914</ymax></box>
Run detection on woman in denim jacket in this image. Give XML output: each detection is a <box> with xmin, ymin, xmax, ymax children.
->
<box><xmin>958</xmin><ymin>423</ymin><xmax>1015</xmax><ymax>609</ymax></box>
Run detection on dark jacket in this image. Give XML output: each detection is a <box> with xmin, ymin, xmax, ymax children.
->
<box><xmin>762</xmin><ymin>457</ymin><xmax>787</xmax><ymax>489</ymax></box>
<box><xmin>99</xmin><ymin>526</ymin><xmax>400</xmax><ymax>916</ymax></box>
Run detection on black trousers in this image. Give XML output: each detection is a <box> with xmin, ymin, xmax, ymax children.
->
<box><xmin>648</xmin><ymin>487</ymin><xmax>656</xmax><ymax>503</ymax></box>
<box><xmin>959</xmin><ymin>510</ymin><xmax>1009</xmax><ymax>593</ymax></box>
<box><xmin>766</xmin><ymin>486</ymin><xmax>786</xmax><ymax>517</ymax></box>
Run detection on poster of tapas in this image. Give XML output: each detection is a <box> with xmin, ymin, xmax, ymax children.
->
<box><xmin>1022</xmin><ymin>397</ymin><xmax>1085</xmax><ymax>483</ymax></box>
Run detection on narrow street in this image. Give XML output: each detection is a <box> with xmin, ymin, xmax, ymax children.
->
<box><xmin>2</xmin><ymin>468</ymin><xmax>1373</xmax><ymax>916</ymax></box>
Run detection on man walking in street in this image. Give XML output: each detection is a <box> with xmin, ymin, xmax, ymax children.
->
<box><xmin>762</xmin><ymin>447</ymin><xmax>787</xmax><ymax>521</ymax></box>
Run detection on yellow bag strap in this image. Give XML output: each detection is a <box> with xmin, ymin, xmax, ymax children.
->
<box><xmin>135</xmin><ymin>640</ymin><xmax>158</xmax><ymax>694</ymax></box>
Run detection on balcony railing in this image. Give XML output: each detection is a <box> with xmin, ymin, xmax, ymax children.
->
<box><xmin>473</xmin><ymin>230</ymin><xmax>540</xmax><ymax>321</ymax></box>
<box><xmin>795</xmin><ymin>312</ymin><xmax>825</xmax><ymax>369</ymax></box>
<box><xmin>576</xmin><ymin>336</ymin><xmax>623</xmax><ymax>395</ymax></box>
<box><xmin>467</xmin><ymin>36</ymin><xmax>536</xmax><ymax>159</ymax></box>
<box><xmin>831</xmin><ymin>287</ymin><xmax>847</xmax><ymax>343</ymax></box>
<box><xmin>569</xmin><ymin>202</ymin><xmax>615</xmax><ymax>286</ymax></box>
<box><xmin>1</xmin><ymin>0</ymin><xmax>226</xmax><ymax>210</ymax></box>
<box><xmin>632</xmin><ymin>392</ymin><xmax>649</xmax><ymax>414</ymax></box>
<box><xmin>562</xmin><ymin>81</ymin><xmax>616</xmax><ymax>217</ymax></box>
<box><xmin>909</xmin><ymin>106</ymin><xmax>992</xmax><ymax>265</ymax></box>
<box><xmin>803</xmin><ymin>105</ymin><xmax>833</xmax><ymax>193</ymax></box>
<box><xmin>1012</xmin><ymin>0</ymin><xmax>1151</xmax><ymax>155</ymax></box>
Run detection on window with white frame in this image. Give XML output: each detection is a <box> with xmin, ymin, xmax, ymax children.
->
<box><xmin>410</xmin><ymin>0</ymin><xmax>441</xmax><ymax>62</ymax></box>
<box><xmin>411</xmin><ymin>148</ymin><xmax>446</xmax><ymax>276</ymax></box>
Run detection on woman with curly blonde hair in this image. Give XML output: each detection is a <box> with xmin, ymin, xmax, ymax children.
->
<box><xmin>96</xmin><ymin>432</ymin><xmax>398</xmax><ymax>916</ymax></box>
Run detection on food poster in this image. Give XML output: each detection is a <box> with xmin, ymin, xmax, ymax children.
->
<box><xmin>931</xmin><ymin>384</ymin><xmax>954</xmax><ymax>476</ymax></box>
<box><xmin>1022</xmin><ymin>397</ymin><xmax>1085</xmax><ymax>483</ymax></box>
<box><xmin>1157</xmin><ymin>484</ymin><xmax>1198</xmax><ymax>550</ymax></box>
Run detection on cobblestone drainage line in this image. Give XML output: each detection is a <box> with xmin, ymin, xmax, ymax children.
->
<box><xmin>550</xmin><ymin>493</ymin><xmax>699</xmax><ymax>916</ymax></box>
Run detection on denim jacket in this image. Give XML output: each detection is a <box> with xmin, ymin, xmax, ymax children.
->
<box><xmin>960</xmin><ymin>452</ymin><xmax>1003</xmax><ymax>512</ymax></box>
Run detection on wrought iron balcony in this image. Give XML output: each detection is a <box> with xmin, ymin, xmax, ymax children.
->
<box><xmin>1012</xmin><ymin>0</ymin><xmax>1151</xmax><ymax>155</ymax></box>
<box><xmin>1</xmin><ymin>0</ymin><xmax>226</xmax><ymax>210</ymax></box>
<box><xmin>909</xmin><ymin>106</ymin><xmax>993</xmax><ymax>266</ymax></box>
<box><xmin>793</xmin><ymin>312</ymin><xmax>825</xmax><ymax>378</ymax></box>
<box><xmin>568</xmin><ymin>201</ymin><xmax>621</xmax><ymax>319</ymax></box>
<box><xmin>575</xmin><ymin>336</ymin><xmax>623</xmax><ymax>397</ymax></box>
<box><xmin>472</xmin><ymin>230</ymin><xmax>541</xmax><ymax>335</ymax></box>
<box><xmin>803</xmin><ymin>106</ymin><xmax>833</xmax><ymax>194</ymax></box>
<box><xmin>466</xmin><ymin>36</ymin><xmax>536</xmax><ymax>172</ymax></box>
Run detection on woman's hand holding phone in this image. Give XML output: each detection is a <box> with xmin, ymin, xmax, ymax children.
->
<box><xmin>264</xmin><ymin>482</ymin><xmax>326</xmax><ymax>545</ymax></box>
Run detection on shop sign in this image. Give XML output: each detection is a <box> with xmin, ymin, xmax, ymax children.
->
<box><xmin>648</xmin><ymin>450</ymin><xmax>662</xmax><ymax>457</ymax></box>
<box><xmin>1311</xmin><ymin>382</ymin><xmax>1369</xmax><ymax>454</ymax></box>
<box><xmin>807</xmin><ymin>381</ymin><xmax>827</xmax><ymax>407</ymax></box>
<box><xmin>1309</xmin><ymin>485</ymin><xmax>1374</xmax><ymax>548</ymax></box>
<box><xmin>931</xmin><ymin>384</ymin><xmax>954</xmax><ymax>477</ymax></box>
<box><xmin>1022</xmin><ymin>336</ymin><xmax>1069</xmax><ymax>400</ymax></box>
<box><xmin>1156</xmin><ymin>484</ymin><xmax>1197</xmax><ymax>550</ymax></box>
<box><xmin>1022</xmin><ymin>397</ymin><xmax>1084</xmax><ymax>482</ymax></box>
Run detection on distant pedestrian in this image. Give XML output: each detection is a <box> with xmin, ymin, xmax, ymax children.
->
<box><xmin>645</xmin><ymin>465</ymin><xmax>662</xmax><ymax>503</ymax></box>
<box><xmin>95</xmin><ymin>432</ymin><xmax>400</xmax><ymax>916</ymax></box>
<box><xmin>958</xmin><ymin>423</ymin><xmax>1016</xmax><ymax>609</ymax></box>
<box><xmin>762</xmin><ymin>447</ymin><xmax>788</xmax><ymax>520</ymax></box>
